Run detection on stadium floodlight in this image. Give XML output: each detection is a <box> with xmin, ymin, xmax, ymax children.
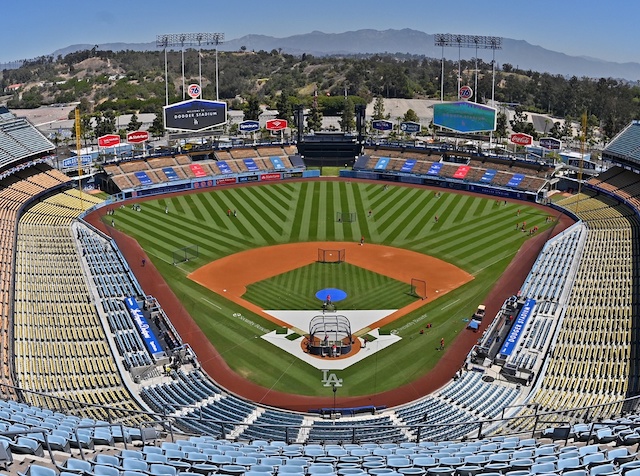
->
<box><xmin>156</xmin><ymin>32</ymin><xmax>225</xmax><ymax>104</ymax></box>
<box><xmin>434</xmin><ymin>34</ymin><xmax>502</xmax><ymax>105</ymax></box>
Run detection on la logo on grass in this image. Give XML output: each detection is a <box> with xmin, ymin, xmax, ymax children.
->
<box><xmin>321</xmin><ymin>370</ymin><xmax>343</xmax><ymax>387</ymax></box>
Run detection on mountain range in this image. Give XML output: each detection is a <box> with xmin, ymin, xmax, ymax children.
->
<box><xmin>45</xmin><ymin>28</ymin><xmax>640</xmax><ymax>82</ymax></box>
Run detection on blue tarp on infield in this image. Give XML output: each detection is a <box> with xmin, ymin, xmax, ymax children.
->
<box><xmin>315</xmin><ymin>288</ymin><xmax>348</xmax><ymax>302</ymax></box>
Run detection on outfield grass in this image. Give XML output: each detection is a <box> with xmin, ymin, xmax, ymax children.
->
<box><xmin>110</xmin><ymin>181</ymin><xmax>553</xmax><ymax>397</ymax></box>
<box><xmin>243</xmin><ymin>262</ymin><xmax>417</xmax><ymax>310</ymax></box>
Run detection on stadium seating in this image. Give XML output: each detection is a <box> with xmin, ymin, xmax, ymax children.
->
<box><xmin>508</xmin><ymin>191</ymin><xmax>639</xmax><ymax>430</ymax></box>
<box><xmin>9</xmin><ymin>425</ymin><xmax>640</xmax><ymax>476</ymax></box>
<box><xmin>8</xmin><ymin>110</ymin><xmax>640</xmax><ymax>476</ymax></box>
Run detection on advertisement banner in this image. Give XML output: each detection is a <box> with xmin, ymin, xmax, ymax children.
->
<box><xmin>62</xmin><ymin>155</ymin><xmax>93</xmax><ymax>168</ymax></box>
<box><xmin>540</xmin><ymin>137</ymin><xmax>562</xmax><ymax>150</ymax></box>
<box><xmin>260</xmin><ymin>173</ymin><xmax>281</xmax><ymax>181</ymax></box>
<box><xmin>510</xmin><ymin>133</ymin><xmax>533</xmax><ymax>146</ymax></box>
<box><xmin>216</xmin><ymin>177</ymin><xmax>236</xmax><ymax>186</ymax></box>
<box><xmin>193</xmin><ymin>179</ymin><xmax>215</xmax><ymax>189</ymax></box>
<box><xmin>124</xmin><ymin>297</ymin><xmax>164</xmax><ymax>357</ymax></box>
<box><xmin>238</xmin><ymin>175</ymin><xmax>259</xmax><ymax>183</ymax></box>
<box><xmin>98</xmin><ymin>134</ymin><xmax>120</xmax><ymax>148</ymax></box>
<box><xmin>499</xmin><ymin>298</ymin><xmax>536</xmax><ymax>356</ymax></box>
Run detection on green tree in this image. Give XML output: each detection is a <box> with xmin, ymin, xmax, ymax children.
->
<box><xmin>339</xmin><ymin>97</ymin><xmax>355</xmax><ymax>132</ymax></box>
<box><xmin>495</xmin><ymin>112</ymin><xmax>508</xmax><ymax>141</ymax></box>
<box><xmin>402</xmin><ymin>108</ymin><xmax>419</xmax><ymax>123</ymax></box>
<box><xmin>94</xmin><ymin>111</ymin><xmax>116</xmax><ymax>138</ymax></box>
<box><xmin>276</xmin><ymin>89</ymin><xmax>293</xmax><ymax>123</ymax></box>
<box><xmin>372</xmin><ymin>96</ymin><xmax>386</xmax><ymax>120</ymax></box>
<box><xmin>307</xmin><ymin>101</ymin><xmax>323</xmax><ymax>132</ymax></box>
<box><xmin>244</xmin><ymin>96</ymin><xmax>261</xmax><ymax>121</ymax></box>
<box><xmin>127</xmin><ymin>113</ymin><xmax>142</xmax><ymax>132</ymax></box>
<box><xmin>148</xmin><ymin>113</ymin><xmax>165</xmax><ymax>138</ymax></box>
<box><xmin>509</xmin><ymin>106</ymin><xmax>537</xmax><ymax>138</ymax></box>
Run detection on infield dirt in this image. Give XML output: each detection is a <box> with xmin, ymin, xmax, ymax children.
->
<box><xmin>187</xmin><ymin>241</ymin><xmax>473</xmax><ymax>332</ymax></box>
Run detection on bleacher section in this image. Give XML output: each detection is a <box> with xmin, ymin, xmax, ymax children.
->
<box><xmin>12</xmin><ymin>190</ymin><xmax>147</xmax><ymax>425</ymax></box>
<box><xmin>356</xmin><ymin>149</ymin><xmax>550</xmax><ymax>193</ymax></box>
<box><xmin>602</xmin><ymin>120</ymin><xmax>640</xmax><ymax>164</ymax></box>
<box><xmin>104</xmin><ymin>146</ymin><xmax>298</xmax><ymax>192</ymax></box>
<box><xmin>8</xmin><ymin>408</ymin><xmax>640</xmax><ymax>476</ymax></box>
<box><xmin>510</xmin><ymin>191</ymin><xmax>640</xmax><ymax>430</ymax></box>
<box><xmin>137</xmin><ymin>364</ymin><xmax>521</xmax><ymax>444</ymax></box>
<box><xmin>0</xmin><ymin>116</ymin><xmax>54</xmax><ymax>171</ymax></box>
<box><xmin>0</xmin><ymin>165</ymin><xmax>70</xmax><ymax>399</ymax></box>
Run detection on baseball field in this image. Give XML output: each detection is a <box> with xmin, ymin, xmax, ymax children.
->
<box><xmin>104</xmin><ymin>180</ymin><xmax>555</xmax><ymax>399</ymax></box>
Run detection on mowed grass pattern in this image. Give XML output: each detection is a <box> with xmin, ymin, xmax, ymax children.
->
<box><xmin>111</xmin><ymin>181</ymin><xmax>554</xmax><ymax>396</ymax></box>
<box><xmin>243</xmin><ymin>262</ymin><xmax>416</xmax><ymax>310</ymax></box>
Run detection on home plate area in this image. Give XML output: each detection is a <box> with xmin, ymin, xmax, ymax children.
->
<box><xmin>260</xmin><ymin>309</ymin><xmax>401</xmax><ymax>371</ymax></box>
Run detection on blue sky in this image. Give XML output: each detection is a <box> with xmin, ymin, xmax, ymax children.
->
<box><xmin>1</xmin><ymin>0</ymin><xmax>637</xmax><ymax>65</ymax></box>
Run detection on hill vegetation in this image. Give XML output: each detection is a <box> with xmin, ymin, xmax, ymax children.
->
<box><xmin>2</xmin><ymin>48</ymin><xmax>640</xmax><ymax>141</ymax></box>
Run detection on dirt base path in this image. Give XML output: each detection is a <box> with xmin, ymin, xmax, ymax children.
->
<box><xmin>188</xmin><ymin>241</ymin><xmax>473</xmax><ymax>334</ymax></box>
<box><xmin>85</xmin><ymin>179</ymin><xmax>575</xmax><ymax>411</ymax></box>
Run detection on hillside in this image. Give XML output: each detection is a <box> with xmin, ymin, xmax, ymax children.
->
<box><xmin>1</xmin><ymin>47</ymin><xmax>639</xmax><ymax>142</ymax></box>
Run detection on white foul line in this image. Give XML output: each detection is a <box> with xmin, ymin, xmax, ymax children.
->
<box><xmin>202</xmin><ymin>298</ymin><xmax>222</xmax><ymax>310</ymax></box>
<box><xmin>441</xmin><ymin>299</ymin><xmax>460</xmax><ymax>310</ymax></box>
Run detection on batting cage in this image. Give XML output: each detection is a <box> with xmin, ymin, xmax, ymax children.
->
<box><xmin>410</xmin><ymin>278</ymin><xmax>427</xmax><ymax>300</ymax></box>
<box><xmin>172</xmin><ymin>244</ymin><xmax>199</xmax><ymax>265</ymax></box>
<box><xmin>336</xmin><ymin>211</ymin><xmax>356</xmax><ymax>223</ymax></box>
<box><xmin>317</xmin><ymin>248</ymin><xmax>346</xmax><ymax>263</ymax></box>
<box><xmin>307</xmin><ymin>314</ymin><xmax>353</xmax><ymax>357</ymax></box>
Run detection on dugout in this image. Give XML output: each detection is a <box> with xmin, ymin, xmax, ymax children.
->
<box><xmin>307</xmin><ymin>314</ymin><xmax>353</xmax><ymax>357</ymax></box>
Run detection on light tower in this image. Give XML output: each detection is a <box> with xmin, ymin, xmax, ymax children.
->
<box><xmin>156</xmin><ymin>32</ymin><xmax>225</xmax><ymax>104</ymax></box>
<box><xmin>434</xmin><ymin>34</ymin><xmax>502</xmax><ymax>105</ymax></box>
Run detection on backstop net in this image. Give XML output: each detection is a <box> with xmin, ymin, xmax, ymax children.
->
<box><xmin>410</xmin><ymin>278</ymin><xmax>427</xmax><ymax>300</ymax></box>
<box><xmin>318</xmin><ymin>248</ymin><xmax>346</xmax><ymax>263</ymax></box>
<box><xmin>336</xmin><ymin>211</ymin><xmax>356</xmax><ymax>223</ymax></box>
<box><xmin>173</xmin><ymin>244</ymin><xmax>199</xmax><ymax>265</ymax></box>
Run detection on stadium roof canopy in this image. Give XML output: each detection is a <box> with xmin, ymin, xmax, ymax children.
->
<box><xmin>602</xmin><ymin>120</ymin><xmax>640</xmax><ymax>170</ymax></box>
<box><xmin>0</xmin><ymin>107</ymin><xmax>55</xmax><ymax>173</ymax></box>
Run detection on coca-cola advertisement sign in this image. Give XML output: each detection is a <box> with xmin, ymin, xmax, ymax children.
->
<box><xmin>127</xmin><ymin>131</ymin><xmax>149</xmax><ymax>144</ymax></box>
<box><xmin>509</xmin><ymin>133</ymin><xmax>533</xmax><ymax>146</ymax></box>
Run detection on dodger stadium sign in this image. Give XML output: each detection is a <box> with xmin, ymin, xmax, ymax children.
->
<box><xmin>163</xmin><ymin>99</ymin><xmax>227</xmax><ymax>132</ymax></box>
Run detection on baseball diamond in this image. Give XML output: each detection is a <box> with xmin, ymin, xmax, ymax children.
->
<box><xmin>89</xmin><ymin>179</ymin><xmax>568</xmax><ymax>408</ymax></box>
